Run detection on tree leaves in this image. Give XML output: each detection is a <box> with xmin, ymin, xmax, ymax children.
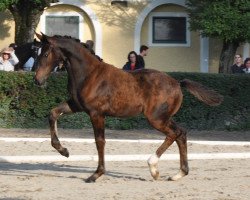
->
<box><xmin>186</xmin><ymin>0</ymin><xmax>250</xmax><ymax>42</ymax></box>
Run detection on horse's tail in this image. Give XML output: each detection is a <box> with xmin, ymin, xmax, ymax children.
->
<box><xmin>180</xmin><ymin>79</ymin><xmax>223</xmax><ymax>106</ymax></box>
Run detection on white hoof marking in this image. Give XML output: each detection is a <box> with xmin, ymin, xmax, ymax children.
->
<box><xmin>147</xmin><ymin>154</ymin><xmax>159</xmax><ymax>165</ymax></box>
<box><xmin>169</xmin><ymin>170</ymin><xmax>186</xmax><ymax>181</ymax></box>
<box><xmin>147</xmin><ymin>154</ymin><xmax>160</xmax><ymax>180</ymax></box>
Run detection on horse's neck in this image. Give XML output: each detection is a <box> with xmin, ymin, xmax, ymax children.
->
<box><xmin>65</xmin><ymin>50</ymin><xmax>95</xmax><ymax>93</ymax></box>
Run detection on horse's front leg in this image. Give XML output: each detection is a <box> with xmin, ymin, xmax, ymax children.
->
<box><xmin>49</xmin><ymin>101</ymin><xmax>73</xmax><ymax>157</ymax></box>
<box><xmin>85</xmin><ymin>113</ymin><xmax>105</xmax><ymax>183</ymax></box>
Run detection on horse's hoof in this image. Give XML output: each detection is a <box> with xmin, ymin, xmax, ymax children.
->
<box><xmin>85</xmin><ymin>177</ymin><xmax>96</xmax><ymax>183</ymax></box>
<box><xmin>148</xmin><ymin>164</ymin><xmax>160</xmax><ymax>180</ymax></box>
<box><xmin>59</xmin><ymin>148</ymin><xmax>69</xmax><ymax>157</ymax></box>
<box><xmin>152</xmin><ymin>170</ymin><xmax>159</xmax><ymax>180</ymax></box>
<box><xmin>168</xmin><ymin>170</ymin><xmax>187</xmax><ymax>181</ymax></box>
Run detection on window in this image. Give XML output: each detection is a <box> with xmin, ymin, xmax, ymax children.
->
<box><xmin>149</xmin><ymin>12</ymin><xmax>190</xmax><ymax>47</ymax></box>
<box><xmin>41</xmin><ymin>11</ymin><xmax>84</xmax><ymax>41</ymax></box>
<box><xmin>153</xmin><ymin>17</ymin><xmax>186</xmax><ymax>43</ymax></box>
<box><xmin>46</xmin><ymin>16</ymin><xmax>80</xmax><ymax>39</ymax></box>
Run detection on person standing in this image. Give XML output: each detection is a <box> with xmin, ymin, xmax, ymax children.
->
<box><xmin>243</xmin><ymin>57</ymin><xmax>250</xmax><ymax>74</ymax></box>
<box><xmin>0</xmin><ymin>47</ymin><xmax>19</xmax><ymax>71</ymax></box>
<box><xmin>23</xmin><ymin>57</ymin><xmax>35</xmax><ymax>71</ymax></box>
<box><xmin>137</xmin><ymin>45</ymin><xmax>149</xmax><ymax>69</ymax></box>
<box><xmin>231</xmin><ymin>54</ymin><xmax>244</xmax><ymax>73</ymax></box>
<box><xmin>123</xmin><ymin>51</ymin><xmax>142</xmax><ymax>71</ymax></box>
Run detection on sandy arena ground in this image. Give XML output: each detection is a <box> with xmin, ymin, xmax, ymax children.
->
<box><xmin>0</xmin><ymin>128</ymin><xmax>249</xmax><ymax>200</ymax></box>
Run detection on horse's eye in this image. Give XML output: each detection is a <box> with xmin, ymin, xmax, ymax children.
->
<box><xmin>44</xmin><ymin>53</ymin><xmax>48</xmax><ymax>57</ymax></box>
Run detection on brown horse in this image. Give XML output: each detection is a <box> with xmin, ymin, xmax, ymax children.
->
<box><xmin>34</xmin><ymin>33</ymin><xmax>223</xmax><ymax>183</ymax></box>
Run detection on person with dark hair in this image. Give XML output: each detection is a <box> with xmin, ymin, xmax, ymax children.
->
<box><xmin>231</xmin><ymin>54</ymin><xmax>245</xmax><ymax>73</ymax></box>
<box><xmin>123</xmin><ymin>51</ymin><xmax>142</xmax><ymax>71</ymax></box>
<box><xmin>137</xmin><ymin>45</ymin><xmax>149</xmax><ymax>69</ymax></box>
<box><xmin>9</xmin><ymin>43</ymin><xmax>18</xmax><ymax>49</ymax></box>
<box><xmin>243</xmin><ymin>57</ymin><xmax>250</xmax><ymax>74</ymax></box>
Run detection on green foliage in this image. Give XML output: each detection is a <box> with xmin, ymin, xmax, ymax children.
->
<box><xmin>186</xmin><ymin>0</ymin><xmax>250</xmax><ymax>42</ymax></box>
<box><xmin>0</xmin><ymin>71</ymin><xmax>250</xmax><ymax>130</ymax></box>
<box><xmin>170</xmin><ymin>72</ymin><xmax>250</xmax><ymax>130</ymax></box>
<box><xmin>0</xmin><ymin>0</ymin><xmax>54</xmax><ymax>10</ymax></box>
<box><xmin>0</xmin><ymin>0</ymin><xmax>58</xmax><ymax>11</ymax></box>
<box><xmin>0</xmin><ymin>0</ymin><xmax>16</xmax><ymax>10</ymax></box>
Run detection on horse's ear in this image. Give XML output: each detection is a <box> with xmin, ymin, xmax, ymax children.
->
<box><xmin>35</xmin><ymin>32</ymin><xmax>49</xmax><ymax>43</ymax></box>
<box><xmin>35</xmin><ymin>32</ymin><xmax>43</xmax><ymax>41</ymax></box>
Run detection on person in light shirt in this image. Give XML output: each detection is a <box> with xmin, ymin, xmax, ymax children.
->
<box><xmin>0</xmin><ymin>47</ymin><xmax>19</xmax><ymax>71</ymax></box>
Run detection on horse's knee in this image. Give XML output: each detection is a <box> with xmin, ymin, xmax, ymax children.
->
<box><xmin>49</xmin><ymin>109</ymin><xmax>60</xmax><ymax>123</ymax></box>
<box><xmin>49</xmin><ymin>110</ymin><xmax>55</xmax><ymax>122</ymax></box>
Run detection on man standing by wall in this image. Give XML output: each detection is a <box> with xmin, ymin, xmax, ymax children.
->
<box><xmin>137</xmin><ymin>45</ymin><xmax>149</xmax><ymax>69</ymax></box>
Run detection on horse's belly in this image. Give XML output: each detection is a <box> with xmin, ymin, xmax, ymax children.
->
<box><xmin>84</xmin><ymin>97</ymin><xmax>143</xmax><ymax>117</ymax></box>
<box><xmin>106</xmin><ymin>103</ymin><xmax>143</xmax><ymax>117</ymax></box>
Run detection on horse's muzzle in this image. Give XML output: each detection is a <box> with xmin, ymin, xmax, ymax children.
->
<box><xmin>33</xmin><ymin>76</ymin><xmax>43</xmax><ymax>86</ymax></box>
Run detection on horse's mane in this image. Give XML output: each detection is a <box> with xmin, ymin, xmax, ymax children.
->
<box><xmin>52</xmin><ymin>35</ymin><xmax>102</xmax><ymax>61</ymax></box>
<box><xmin>54</xmin><ymin>35</ymin><xmax>81</xmax><ymax>43</ymax></box>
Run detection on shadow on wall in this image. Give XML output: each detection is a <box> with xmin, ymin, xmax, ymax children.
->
<box><xmin>89</xmin><ymin>0</ymin><xmax>147</xmax><ymax>30</ymax></box>
<box><xmin>0</xmin><ymin>10</ymin><xmax>13</xmax><ymax>40</ymax></box>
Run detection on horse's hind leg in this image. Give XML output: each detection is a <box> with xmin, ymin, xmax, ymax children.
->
<box><xmin>147</xmin><ymin>119</ymin><xmax>188</xmax><ymax>181</ymax></box>
<box><xmin>49</xmin><ymin>101</ymin><xmax>73</xmax><ymax>157</ymax></box>
<box><xmin>168</xmin><ymin>122</ymin><xmax>189</xmax><ymax>181</ymax></box>
<box><xmin>85</xmin><ymin>113</ymin><xmax>105</xmax><ymax>183</ymax></box>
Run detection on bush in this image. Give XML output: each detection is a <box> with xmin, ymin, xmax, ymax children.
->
<box><xmin>0</xmin><ymin>71</ymin><xmax>249</xmax><ymax>130</ymax></box>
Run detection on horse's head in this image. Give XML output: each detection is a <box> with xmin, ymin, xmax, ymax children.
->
<box><xmin>34</xmin><ymin>32</ymin><xmax>65</xmax><ymax>86</ymax></box>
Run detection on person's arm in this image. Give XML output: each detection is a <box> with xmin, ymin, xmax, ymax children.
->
<box><xmin>9</xmin><ymin>51</ymin><xmax>19</xmax><ymax>65</ymax></box>
<box><xmin>0</xmin><ymin>57</ymin><xmax>3</xmax><ymax>64</ymax></box>
<box><xmin>122</xmin><ymin>62</ymin><xmax>130</xmax><ymax>71</ymax></box>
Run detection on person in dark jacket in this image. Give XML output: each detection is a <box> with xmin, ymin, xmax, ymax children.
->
<box><xmin>137</xmin><ymin>45</ymin><xmax>149</xmax><ymax>69</ymax></box>
<box><xmin>231</xmin><ymin>54</ymin><xmax>245</xmax><ymax>73</ymax></box>
<box><xmin>243</xmin><ymin>57</ymin><xmax>250</xmax><ymax>74</ymax></box>
<box><xmin>123</xmin><ymin>51</ymin><xmax>143</xmax><ymax>71</ymax></box>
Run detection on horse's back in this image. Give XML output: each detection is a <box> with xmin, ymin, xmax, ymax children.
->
<box><xmin>79</xmin><ymin>63</ymin><xmax>182</xmax><ymax>118</ymax></box>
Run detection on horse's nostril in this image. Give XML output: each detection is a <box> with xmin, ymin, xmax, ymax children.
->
<box><xmin>33</xmin><ymin>77</ymin><xmax>40</xmax><ymax>85</ymax></box>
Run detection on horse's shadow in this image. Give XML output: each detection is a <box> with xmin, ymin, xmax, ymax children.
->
<box><xmin>0</xmin><ymin>161</ymin><xmax>147</xmax><ymax>182</ymax></box>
